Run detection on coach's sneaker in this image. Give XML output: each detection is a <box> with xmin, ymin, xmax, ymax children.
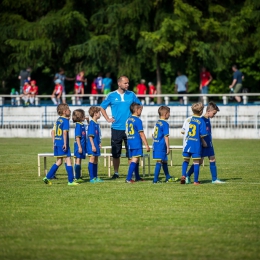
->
<box><xmin>95</xmin><ymin>177</ymin><xmax>104</xmax><ymax>182</ymax></box>
<box><xmin>125</xmin><ymin>179</ymin><xmax>135</xmax><ymax>183</ymax></box>
<box><xmin>165</xmin><ymin>177</ymin><xmax>178</xmax><ymax>182</ymax></box>
<box><xmin>212</xmin><ymin>179</ymin><xmax>225</xmax><ymax>184</ymax></box>
<box><xmin>111</xmin><ymin>173</ymin><xmax>119</xmax><ymax>179</ymax></box>
<box><xmin>180</xmin><ymin>176</ymin><xmax>186</xmax><ymax>184</ymax></box>
<box><xmin>43</xmin><ymin>177</ymin><xmax>52</xmax><ymax>185</ymax></box>
<box><xmin>68</xmin><ymin>181</ymin><xmax>79</xmax><ymax>186</ymax></box>
<box><xmin>185</xmin><ymin>176</ymin><xmax>191</xmax><ymax>184</ymax></box>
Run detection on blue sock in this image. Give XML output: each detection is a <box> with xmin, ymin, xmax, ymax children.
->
<box><xmin>74</xmin><ymin>164</ymin><xmax>81</xmax><ymax>179</ymax></box>
<box><xmin>187</xmin><ymin>164</ymin><xmax>194</xmax><ymax>177</ymax></box>
<box><xmin>46</xmin><ymin>164</ymin><xmax>59</xmax><ymax>179</ymax></box>
<box><xmin>162</xmin><ymin>163</ymin><xmax>171</xmax><ymax>180</ymax></box>
<box><xmin>153</xmin><ymin>162</ymin><xmax>161</xmax><ymax>182</ymax></box>
<box><xmin>93</xmin><ymin>163</ymin><xmax>98</xmax><ymax>178</ymax></box>
<box><xmin>194</xmin><ymin>164</ymin><xmax>200</xmax><ymax>183</ymax></box>
<box><xmin>134</xmin><ymin>163</ymin><xmax>141</xmax><ymax>180</ymax></box>
<box><xmin>182</xmin><ymin>161</ymin><xmax>189</xmax><ymax>177</ymax></box>
<box><xmin>88</xmin><ymin>162</ymin><xmax>94</xmax><ymax>180</ymax></box>
<box><xmin>210</xmin><ymin>161</ymin><xmax>217</xmax><ymax>181</ymax></box>
<box><xmin>66</xmin><ymin>165</ymin><xmax>74</xmax><ymax>183</ymax></box>
<box><xmin>127</xmin><ymin>162</ymin><xmax>136</xmax><ymax>181</ymax></box>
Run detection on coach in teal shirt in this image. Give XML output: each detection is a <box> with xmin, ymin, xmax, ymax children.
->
<box><xmin>100</xmin><ymin>76</ymin><xmax>141</xmax><ymax>179</ymax></box>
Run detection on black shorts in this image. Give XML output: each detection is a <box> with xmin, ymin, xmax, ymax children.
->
<box><xmin>178</xmin><ymin>91</ymin><xmax>187</xmax><ymax>100</ymax></box>
<box><xmin>111</xmin><ymin>129</ymin><xmax>129</xmax><ymax>158</ymax></box>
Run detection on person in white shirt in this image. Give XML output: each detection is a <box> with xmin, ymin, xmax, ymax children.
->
<box><xmin>175</xmin><ymin>71</ymin><xmax>188</xmax><ymax>104</ymax></box>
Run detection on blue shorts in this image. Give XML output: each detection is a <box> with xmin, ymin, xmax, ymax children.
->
<box><xmin>54</xmin><ymin>146</ymin><xmax>71</xmax><ymax>157</ymax></box>
<box><xmin>182</xmin><ymin>152</ymin><xmax>201</xmax><ymax>160</ymax></box>
<box><xmin>87</xmin><ymin>146</ymin><xmax>100</xmax><ymax>157</ymax></box>
<box><xmin>153</xmin><ymin>150</ymin><xmax>168</xmax><ymax>161</ymax></box>
<box><xmin>129</xmin><ymin>148</ymin><xmax>143</xmax><ymax>159</ymax></box>
<box><xmin>74</xmin><ymin>147</ymin><xmax>87</xmax><ymax>159</ymax></box>
<box><xmin>201</xmin><ymin>147</ymin><xmax>215</xmax><ymax>158</ymax></box>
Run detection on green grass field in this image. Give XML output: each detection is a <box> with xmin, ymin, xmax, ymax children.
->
<box><xmin>0</xmin><ymin>138</ymin><xmax>259</xmax><ymax>260</ymax></box>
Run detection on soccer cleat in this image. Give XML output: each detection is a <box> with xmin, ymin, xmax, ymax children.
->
<box><xmin>43</xmin><ymin>177</ymin><xmax>52</xmax><ymax>185</ymax></box>
<box><xmin>165</xmin><ymin>177</ymin><xmax>178</xmax><ymax>183</ymax></box>
<box><xmin>194</xmin><ymin>182</ymin><xmax>200</xmax><ymax>185</ymax></box>
<box><xmin>74</xmin><ymin>178</ymin><xmax>84</xmax><ymax>183</ymax></box>
<box><xmin>185</xmin><ymin>176</ymin><xmax>191</xmax><ymax>184</ymax></box>
<box><xmin>125</xmin><ymin>179</ymin><xmax>135</xmax><ymax>183</ymax></box>
<box><xmin>90</xmin><ymin>178</ymin><xmax>97</xmax><ymax>183</ymax></box>
<box><xmin>95</xmin><ymin>177</ymin><xmax>104</xmax><ymax>182</ymax></box>
<box><xmin>180</xmin><ymin>176</ymin><xmax>186</xmax><ymax>184</ymax></box>
<box><xmin>111</xmin><ymin>174</ymin><xmax>119</xmax><ymax>179</ymax></box>
<box><xmin>68</xmin><ymin>181</ymin><xmax>79</xmax><ymax>186</ymax></box>
<box><xmin>212</xmin><ymin>179</ymin><xmax>225</xmax><ymax>184</ymax></box>
<box><xmin>135</xmin><ymin>178</ymin><xmax>145</xmax><ymax>182</ymax></box>
<box><xmin>153</xmin><ymin>180</ymin><xmax>162</xmax><ymax>184</ymax></box>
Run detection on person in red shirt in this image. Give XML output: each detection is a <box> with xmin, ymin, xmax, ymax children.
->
<box><xmin>29</xmin><ymin>80</ymin><xmax>38</xmax><ymax>105</ymax></box>
<box><xmin>22</xmin><ymin>80</ymin><xmax>32</xmax><ymax>106</ymax></box>
<box><xmin>51</xmin><ymin>79</ymin><xmax>63</xmax><ymax>105</ymax></box>
<box><xmin>136</xmin><ymin>79</ymin><xmax>147</xmax><ymax>105</ymax></box>
<box><xmin>200</xmin><ymin>67</ymin><xmax>213</xmax><ymax>94</ymax></box>
<box><xmin>91</xmin><ymin>78</ymin><xmax>98</xmax><ymax>105</ymax></box>
<box><xmin>148</xmin><ymin>82</ymin><xmax>157</xmax><ymax>105</ymax></box>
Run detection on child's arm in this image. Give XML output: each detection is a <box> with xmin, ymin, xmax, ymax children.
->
<box><xmin>139</xmin><ymin>132</ymin><xmax>150</xmax><ymax>152</ymax></box>
<box><xmin>89</xmin><ymin>136</ymin><xmax>96</xmax><ymax>152</ymax></box>
<box><xmin>76</xmin><ymin>136</ymin><xmax>82</xmax><ymax>153</ymax></box>
<box><xmin>51</xmin><ymin>129</ymin><xmax>55</xmax><ymax>149</ymax></box>
<box><xmin>63</xmin><ymin>131</ymin><xmax>68</xmax><ymax>151</ymax></box>
<box><xmin>164</xmin><ymin>135</ymin><xmax>170</xmax><ymax>155</ymax></box>
<box><xmin>201</xmin><ymin>137</ymin><xmax>207</xmax><ymax>148</ymax></box>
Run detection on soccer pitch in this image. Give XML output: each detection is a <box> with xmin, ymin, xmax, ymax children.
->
<box><xmin>0</xmin><ymin>138</ymin><xmax>259</xmax><ymax>260</ymax></box>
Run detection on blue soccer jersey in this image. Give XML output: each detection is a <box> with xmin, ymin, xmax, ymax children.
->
<box><xmin>100</xmin><ymin>90</ymin><xmax>141</xmax><ymax>130</ymax></box>
<box><xmin>74</xmin><ymin>122</ymin><xmax>87</xmax><ymax>158</ymax></box>
<box><xmin>126</xmin><ymin>115</ymin><xmax>143</xmax><ymax>150</ymax></box>
<box><xmin>152</xmin><ymin>119</ymin><xmax>169</xmax><ymax>152</ymax></box>
<box><xmin>201</xmin><ymin>116</ymin><xmax>212</xmax><ymax>147</ymax></box>
<box><xmin>87</xmin><ymin>120</ymin><xmax>101</xmax><ymax>156</ymax></box>
<box><xmin>53</xmin><ymin>116</ymin><xmax>70</xmax><ymax>147</ymax></box>
<box><xmin>183</xmin><ymin>115</ymin><xmax>207</xmax><ymax>155</ymax></box>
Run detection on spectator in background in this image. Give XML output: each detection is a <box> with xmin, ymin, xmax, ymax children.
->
<box><xmin>102</xmin><ymin>72</ymin><xmax>112</xmax><ymax>100</ymax></box>
<box><xmin>136</xmin><ymin>79</ymin><xmax>147</xmax><ymax>105</ymax></box>
<box><xmin>51</xmin><ymin>79</ymin><xmax>63</xmax><ymax>105</ymax></box>
<box><xmin>95</xmin><ymin>72</ymin><xmax>103</xmax><ymax>104</ymax></box>
<box><xmin>54</xmin><ymin>68</ymin><xmax>75</xmax><ymax>104</ymax></box>
<box><xmin>29</xmin><ymin>80</ymin><xmax>39</xmax><ymax>105</ymax></box>
<box><xmin>200</xmin><ymin>66</ymin><xmax>212</xmax><ymax>94</ymax></box>
<box><xmin>10</xmin><ymin>88</ymin><xmax>19</xmax><ymax>106</ymax></box>
<box><xmin>91</xmin><ymin>78</ymin><xmax>98</xmax><ymax>105</ymax></box>
<box><xmin>229</xmin><ymin>65</ymin><xmax>244</xmax><ymax>103</ymax></box>
<box><xmin>148</xmin><ymin>82</ymin><xmax>157</xmax><ymax>105</ymax></box>
<box><xmin>18</xmin><ymin>67</ymin><xmax>31</xmax><ymax>94</ymax></box>
<box><xmin>175</xmin><ymin>70</ymin><xmax>188</xmax><ymax>104</ymax></box>
<box><xmin>21</xmin><ymin>80</ymin><xmax>31</xmax><ymax>106</ymax></box>
<box><xmin>74</xmin><ymin>71</ymin><xmax>85</xmax><ymax>105</ymax></box>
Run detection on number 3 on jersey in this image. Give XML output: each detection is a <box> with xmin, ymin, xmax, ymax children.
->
<box><xmin>127</xmin><ymin>123</ymin><xmax>135</xmax><ymax>136</ymax></box>
<box><xmin>188</xmin><ymin>124</ymin><xmax>196</xmax><ymax>137</ymax></box>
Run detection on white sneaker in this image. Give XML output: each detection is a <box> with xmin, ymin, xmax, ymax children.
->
<box><xmin>212</xmin><ymin>179</ymin><xmax>225</xmax><ymax>184</ymax></box>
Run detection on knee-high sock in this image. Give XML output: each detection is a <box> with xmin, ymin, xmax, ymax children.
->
<box><xmin>187</xmin><ymin>164</ymin><xmax>194</xmax><ymax>177</ymax></box>
<box><xmin>162</xmin><ymin>163</ymin><xmax>171</xmax><ymax>180</ymax></box>
<box><xmin>66</xmin><ymin>165</ymin><xmax>74</xmax><ymax>183</ymax></box>
<box><xmin>194</xmin><ymin>164</ymin><xmax>200</xmax><ymax>183</ymax></box>
<box><xmin>153</xmin><ymin>162</ymin><xmax>161</xmax><ymax>182</ymax></box>
<box><xmin>210</xmin><ymin>162</ymin><xmax>217</xmax><ymax>181</ymax></box>
<box><xmin>46</xmin><ymin>164</ymin><xmax>59</xmax><ymax>179</ymax></box>
<box><xmin>182</xmin><ymin>161</ymin><xmax>189</xmax><ymax>177</ymax></box>
<box><xmin>88</xmin><ymin>162</ymin><xmax>94</xmax><ymax>180</ymax></box>
<box><xmin>134</xmin><ymin>163</ymin><xmax>141</xmax><ymax>180</ymax></box>
<box><xmin>93</xmin><ymin>163</ymin><xmax>98</xmax><ymax>178</ymax></box>
<box><xmin>126</xmin><ymin>162</ymin><xmax>136</xmax><ymax>181</ymax></box>
<box><xmin>74</xmin><ymin>164</ymin><xmax>81</xmax><ymax>179</ymax></box>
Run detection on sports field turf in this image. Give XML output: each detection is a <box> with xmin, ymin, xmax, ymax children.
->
<box><xmin>0</xmin><ymin>138</ymin><xmax>259</xmax><ymax>260</ymax></box>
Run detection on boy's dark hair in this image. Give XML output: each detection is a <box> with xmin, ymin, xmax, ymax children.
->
<box><xmin>130</xmin><ymin>102</ymin><xmax>142</xmax><ymax>114</ymax></box>
<box><xmin>72</xmin><ymin>109</ymin><xmax>85</xmax><ymax>123</ymax></box>
<box><xmin>57</xmin><ymin>103</ymin><xmax>69</xmax><ymax>116</ymax></box>
<box><xmin>207</xmin><ymin>101</ymin><xmax>220</xmax><ymax>112</ymax></box>
<box><xmin>158</xmin><ymin>106</ymin><xmax>170</xmax><ymax>116</ymax></box>
<box><xmin>88</xmin><ymin>106</ymin><xmax>101</xmax><ymax>118</ymax></box>
<box><xmin>191</xmin><ymin>102</ymin><xmax>204</xmax><ymax>115</ymax></box>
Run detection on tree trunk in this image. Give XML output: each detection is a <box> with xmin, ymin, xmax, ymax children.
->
<box><xmin>156</xmin><ymin>55</ymin><xmax>162</xmax><ymax>104</ymax></box>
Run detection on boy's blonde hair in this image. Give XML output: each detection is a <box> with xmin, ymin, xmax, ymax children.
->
<box><xmin>130</xmin><ymin>102</ymin><xmax>142</xmax><ymax>114</ymax></box>
<box><xmin>207</xmin><ymin>101</ymin><xmax>220</xmax><ymax>112</ymax></box>
<box><xmin>72</xmin><ymin>109</ymin><xmax>85</xmax><ymax>123</ymax></box>
<box><xmin>57</xmin><ymin>103</ymin><xmax>69</xmax><ymax>116</ymax></box>
<box><xmin>88</xmin><ymin>106</ymin><xmax>101</xmax><ymax>118</ymax></box>
<box><xmin>191</xmin><ymin>102</ymin><xmax>204</xmax><ymax>115</ymax></box>
<box><xmin>158</xmin><ymin>106</ymin><xmax>170</xmax><ymax>116</ymax></box>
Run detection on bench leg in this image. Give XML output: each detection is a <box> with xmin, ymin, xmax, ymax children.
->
<box><xmin>38</xmin><ymin>155</ymin><xmax>41</xmax><ymax>177</ymax></box>
<box><xmin>44</xmin><ymin>157</ymin><xmax>47</xmax><ymax>176</ymax></box>
<box><xmin>143</xmin><ymin>156</ymin><xmax>145</xmax><ymax>177</ymax></box>
<box><xmin>108</xmin><ymin>155</ymin><xmax>111</xmax><ymax>177</ymax></box>
<box><xmin>170</xmin><ymin>150</ymin><xmax>173</xmax><ymax>166</ymax></box>
<box><xmin>148</xmin><ymin>155</ymin><xmax>150</xmax><ymax>176</ymax></box>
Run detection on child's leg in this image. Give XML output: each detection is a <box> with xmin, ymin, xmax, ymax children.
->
<box><xmin>134</xmin><ymin>158</ymin><xmax>142</xmax><ymax>181</ymax></box>
<box><xmin>182</xmin><ymin>159</ymin><xmax>190</xmax><ymax>178</ymax></box>
<box><xmin>65</xmin><ymin>157</ymin><xmax>74</xmax><ymax>183</ymax></box>
<box><xmin>88</xmin><ymin>156</ymin><xmax>95</xmax><ymax>181</ymax></box>
<box><xmin>46</xmin><ymin>158</ymin><xmax>62</xmax><ymax>180</ymax></box>
<box><xmin>193</xmin><ymin>159</ymin><xmax>200</xmax><ymax>184</ymax></box>
<box><xmin>162</xmin><ymin>161</ymin><xmax>171</xmax><ymax>180</ymax></box>
<box><xmin>93</xmin><ymin>156</ymin><xmax>98</xmax><ymax>178</ymax></box>
<box><xmin>186</xmin><ymin>164</ymin><xmax>194</xmax><ymax>177</ymax></box>
<box><xmin>74</xmin><ymin>158</ymin><xmax>81</xmax><ymax>180</ymax></box>
<box><xmin>153</xmin><ymin>161</ymin><xmax>162</xmax><ymax>183</ymax></box>
<box><xmin>126</xmin><ymin>157</ymin><xmax>138</xmax><ymax>181</ymax></box>
<box><xmin>209</xmin><ymin>156</ymin><xmax>217</xmax><ymax>181</ymax></box>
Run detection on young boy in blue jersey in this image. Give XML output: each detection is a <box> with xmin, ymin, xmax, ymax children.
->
<box><xmin>185</xmin><ymin>101</ymin><xmax>225</xmax><ymax>184</ymax></box>
<box><xmin>125</xmin><ymin>103</ymin><xmax>150</xmax><ymax>183</ymax></box>
<box><xmin>181</xmin><ymin>102</ymin><xmax>207</xmax><ymax>185</ymax></box>
<box><xmin>72</xmin><ymin>109</ymin><xmax>87</xmax><ymax>182</ymax></box>
<box><xmin>43</xmin><ymin>104</ymin><xmax>79</xmax><ymax>186</ymax></box>
<box><xmin>87</xmin><ymin>106</ymin><xmax>104</xmax><ymax>183</ymax></box>
<box><xmin>152</xmin><ymin>106</ymin><xmax>178</xmax><ymax>183</ymax></box>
